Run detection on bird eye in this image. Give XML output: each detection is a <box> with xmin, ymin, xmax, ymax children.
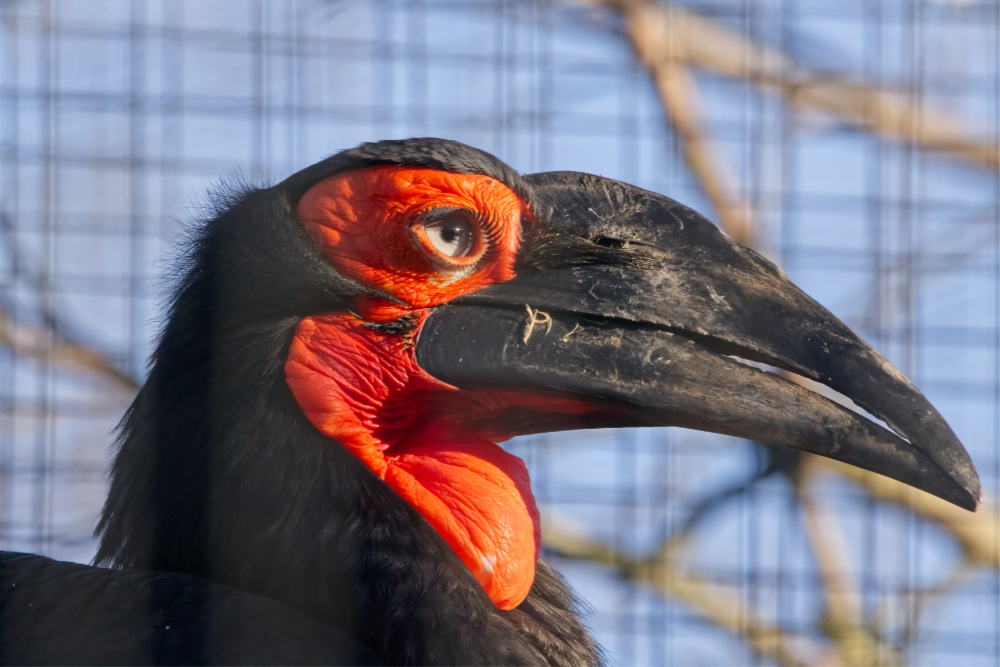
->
<box><xmin>423</xmin><ymin>213</ymin><xmax>474</xmax><ymax>258</ymax></box>
<box><xmin>413</xmin><ymin>209</ymin><xmax>481</xmax><ymax>264</ymax></box>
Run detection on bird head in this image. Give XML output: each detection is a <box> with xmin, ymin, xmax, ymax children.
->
<box><xmin>98</xmin><ymin>137</ymin><xmax>980</xmax><ymax>625</ymax></box>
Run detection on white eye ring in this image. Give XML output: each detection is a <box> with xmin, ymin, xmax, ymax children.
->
<box><xmin>422</xmin><ymin>212</ymin><xmax>475</xmax><ymax>258</ymax></box>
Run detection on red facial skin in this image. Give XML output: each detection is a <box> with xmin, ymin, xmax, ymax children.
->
<box><xmin>285</xmin><ymin>166</ymin><xmax>588</xmax><ymax>610</ymax></box>
<box><xmin>296</xmin><ymin>166</ymin><xmax>522</xmax><ymax>310</ymax></box>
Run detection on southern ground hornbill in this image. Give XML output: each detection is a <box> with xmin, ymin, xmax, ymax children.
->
<box><xmin>0</xmin><ymin>138</ymin><xmax>981</xmax><ymax>664</ymax></box>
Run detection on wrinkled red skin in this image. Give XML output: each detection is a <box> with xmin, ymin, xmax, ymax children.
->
<box><xmin>297</xmin><ymin>166</ymin><xmax>523</xmax><ymax>309</ymax></box>
<box><xmin>285</xmin><ymin>166</ymin><xmax>581</xmax><ymax>610</ymax></box>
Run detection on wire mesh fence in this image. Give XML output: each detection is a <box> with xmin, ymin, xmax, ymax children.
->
<box><xmin>1</xmin><ymin>1</ymin><xmax>998</xmax><ymax>664</ymax></box>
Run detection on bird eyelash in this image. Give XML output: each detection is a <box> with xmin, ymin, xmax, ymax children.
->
<box><xmin>416</xmin><ymin>206</ymin><xmax>501</xmax><ymax>257</ymax></box>
<box><xmin>479</xmin><ymin>211</ymin><xmax>504</xmax><ymax>246</ymax></box>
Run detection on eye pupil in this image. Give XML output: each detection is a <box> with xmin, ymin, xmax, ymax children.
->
<box><xmin>421</xmin><ymin>211</ymin><xmax>476</xmax><ymax>259</ymax></box>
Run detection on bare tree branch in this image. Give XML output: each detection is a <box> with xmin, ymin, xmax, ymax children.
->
<box><xmin>819</xmin><ymin>458</ymin><xmax>1000</xmax><ymax>570</ymax></box>
<box><xmin>0</xmin><ymin>306</ymin><xmax>140</xmax><ymax>393</ymax></box>
<box><xmin>0</xmin><ymin>212</ymin><xmax>141</xmax><ymax>394</ymax></box>
<box><xmin>795</xmin><ymin>464</ymin><xmax>898</xmax><ymax>667</ymax></box>
<box><xmin>584</xmin><ymin>0</ymin><xmax>999</xmax><ymax>171</ymax></box>
<box><xmin>542</xmin><ymin>513</ymin><xmax>842</xmax><ymax>667</ymax></box>
<box><xmin>630</xmin><ymin>47</ymin><xmax>756</xmax><ymax>244</ymax></box>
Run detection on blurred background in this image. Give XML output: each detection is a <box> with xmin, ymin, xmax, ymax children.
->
<box><xmin>1</xmin><ymin>0</ymin><xmax>998</xmax><ymax>664</ymax></box>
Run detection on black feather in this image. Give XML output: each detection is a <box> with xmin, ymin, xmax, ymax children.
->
<box><xmin>278</xmin><ymin>137</ymin><xmax>529</xmax><ymax>206</ymax></box>
<box><xmin>0</xmin><ymin>552</ymin><xmax>378</xmax><ymax>665</ymax></box>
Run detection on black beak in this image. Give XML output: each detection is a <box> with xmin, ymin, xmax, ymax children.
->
<box><xmin>415</xmin><ymin>172</ymin><xmax>981</xmax><ymax>511</ymax></box>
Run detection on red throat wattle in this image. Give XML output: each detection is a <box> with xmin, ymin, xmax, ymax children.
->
<box><xmin>284</xmin><ymin>166</ymin><xmax>540</xmax><ymax>609</ymax></box>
